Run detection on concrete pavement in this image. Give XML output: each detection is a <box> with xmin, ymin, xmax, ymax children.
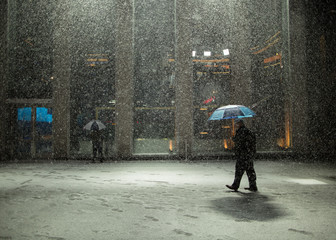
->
<box><xmin>0</xmin><ymin>159</ymin><xmax>335</xmax><ymax>240</ymax></box>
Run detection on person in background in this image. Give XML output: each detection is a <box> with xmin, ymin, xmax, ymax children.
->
<box><xmin>90</xmin><ymin>122</ymin><xmax>104</xmax><ymax>162</ymax></box>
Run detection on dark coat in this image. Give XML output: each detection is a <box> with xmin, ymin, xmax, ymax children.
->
<box><xmin>233</xmin><ymin>126</ymin><xmax>256</xmax><ymax>160</ymax></box>
<box><xmin>90</xmin><ymin>130</ymin><xmax>103</xmax><ymax>143</ymax></box>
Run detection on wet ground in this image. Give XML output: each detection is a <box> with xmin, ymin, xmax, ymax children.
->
<box><xmin>0</xmin><ymin>159</ymin><xmax>335</xmax><ymax>240</ymax></box>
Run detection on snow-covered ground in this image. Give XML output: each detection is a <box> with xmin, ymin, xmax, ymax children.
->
<box><xmin>0</xmin><ymin>160</ymin><xmax>335</xmax><ymax>240</ymax></box>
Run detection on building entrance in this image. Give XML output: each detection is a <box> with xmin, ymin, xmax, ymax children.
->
<box><xmin>11</xmin><ymin>106</ymin><xmax>53</xmax><ymax>159</ymax></box>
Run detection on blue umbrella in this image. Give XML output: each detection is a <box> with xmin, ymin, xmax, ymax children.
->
<box><xmin>208</xmin><ymin>105</ymin><xmax>256</xmax><ymax>121</ymax></box>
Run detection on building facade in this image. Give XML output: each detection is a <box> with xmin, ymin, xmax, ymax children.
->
<box><xmin>0</xmin><ymin>0</ymin><xmax>335</xmax><ymax>160</ymax></box>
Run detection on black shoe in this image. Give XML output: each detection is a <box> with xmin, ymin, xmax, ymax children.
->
<box><xmin>244</xmin><ymin>187</ymin><xmax>258</xmax><ymax>192</ymax></box>
<box><xmin>226</xmin><ymin>185</ymin><xmax>238</xmax><ymax>191</ymax></box>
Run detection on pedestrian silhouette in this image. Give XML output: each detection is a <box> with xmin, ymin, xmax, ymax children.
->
<box><xmin>226</xmin><ymin>119</ymin><xmax>258</xmax><ymax>192</ymax></box>
<box><xmin>90</xmin><ymin>122</ymin><xmax>104</xmax><ymax>162</ymax></box>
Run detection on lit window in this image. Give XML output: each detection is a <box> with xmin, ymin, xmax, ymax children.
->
<box><xmin>204</xmin><ymin>51</ymin><xmax>211</xmax><ymax>57</ymax></box>
<box><xmin>223</xmin><ymin>49</ymin><xmax>230</xmax><ymax>56</ymax></box>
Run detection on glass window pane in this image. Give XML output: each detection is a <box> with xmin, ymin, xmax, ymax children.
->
<box><xmin>8</xmin><ymin>1</ymin><xmax>53</xmax><ymax>98</ymax></box>
<box><xmin>191</xmin><ymin>1</ymin><xmax>234</xmax><ymax>154</ymax></box>
<box><xmin>35</xmin><ymin>107</ymin><xmax>52</xmax><ymax>154</ymax></box>
<box><xmin>17</xmin><ymin>108</ymin><xmax>32</xmax><ymax>154</ymax></box>
<box><xmin>133</xmin><ymin>0</ymin><xmax>176</xmax><ymax>154</ymax></box>
<box><xmin>69</xmin><ymin>1</ymin><xmax>116</xmax><ymax>157</ymax></box>
<box><xmin>192</xmin><ymin>0</ymin><xmax>291</xmax><ymax>155</ymax></box>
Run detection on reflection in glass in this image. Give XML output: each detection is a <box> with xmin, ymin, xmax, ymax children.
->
<box><xmin>35</xmin><ymin>107</ymin><xmax>52</xmax><ymax>154</ymax></box>
<box><xmin>17</xmin><ymin>108</ymin><xmax>32</xmax><ymax>154</ymax></box>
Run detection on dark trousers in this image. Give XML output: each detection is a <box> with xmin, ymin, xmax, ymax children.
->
<box><xmin>92</xmin><ymin>140</ymin><xmax>103</xmax><ymax>158</ymax></box>
<box><xmin>232</xmin><ymin>158</ymin><xmax>257</xmax><ymax>189</ymax></box>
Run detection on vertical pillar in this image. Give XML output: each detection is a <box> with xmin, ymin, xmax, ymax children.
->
<box><xmin>0</xmin><ymin>1</ymin><xmax>8</xmax><ymax>160</ymax></box>
<box><xmin>175</xmin><ymin>0</ymin><xmax>193</xmax><ymax>159</ymax></box>
<box><xmin>282</xmin><ymin>0</ymin><xmax>293</xmax><ymax>149</ymax></box>
<box><xmin>52</xmin><ymin>0</ymin><xmax>71</xmax><ymax>159</ymax></box>
<box><xmin>115</xmin><ymin>0</ymin><xmax>134</xmax><ymax>158</ymax></box>
<box><xmin>288</xmin><ymin>1</ymin><xmax>308</xmax><ymax>154</ymax></box>
<box><xmin>229</xmin><ymin>0</ymin><xmax>252</xmax><ymax>108</ymax></box>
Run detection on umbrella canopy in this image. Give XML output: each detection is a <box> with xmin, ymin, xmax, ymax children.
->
<box><xmin>208</xmin><ymin>105</ymin><xmax>256</xmax><ymax>121</ymax></box>
<box><xmin>83</xmin><ymin>120</ymin><xmax>106</xmax><ymax>130</ymax></box>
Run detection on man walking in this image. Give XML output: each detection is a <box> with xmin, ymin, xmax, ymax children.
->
<box><xmin>90</xmin><ymin>122</ymin><xmax>104</xmax><ymax>162</ymax></box>
<box><xmin>226</xmin><ymin>119</ymin><xmax>258</xmax><ymax>192</ymax></box>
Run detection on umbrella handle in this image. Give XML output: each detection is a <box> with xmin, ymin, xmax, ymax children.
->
<box><xmin>232</xmin><ymin>119</ymin><xmax>235</xmax><ymax>136</ymax></box>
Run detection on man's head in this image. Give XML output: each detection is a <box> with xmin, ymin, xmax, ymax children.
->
<box><xmin>234</xmin><ymin>118</ymin><xmax>245</xmax><ymax>128</ymax></box>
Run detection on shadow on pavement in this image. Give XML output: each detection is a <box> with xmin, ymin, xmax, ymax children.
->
<box><xmin>211</xmin><ymin>192</ymin><xmax>288</xmax><ymax>222</ymax></box>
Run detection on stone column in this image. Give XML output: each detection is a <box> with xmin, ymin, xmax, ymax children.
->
<box><xmin>229</xmin><ymin>0</ymin><xmax>252</xmax><ymax>107</ymax></box>
<box><xmin>52</xmin><ymin>0</ymin><xmax>71</xmax><ymax>159</ymax></box>
<box><xmin>282</xmin><ymin>0</ymin><xmax>293</xmax><ymax>149</ymax></box>
<box><xmin>287</xmin><ymin>1</ymin><xmax>308</xmax><ymax>154</ymax></box>
<box><xmin>0</xmin><ymin>0</ymin><xmax>8</xmax><ymax>160</ymax></box>
<box><xmin>115</xmin><ymin>0</ymin><xmax>134</xmax><ymax>158</ymax></box>
<box><xmin>175</xmin><ymin>0</ymin><xmax>193</xmax><ymax>159</ymax></box>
